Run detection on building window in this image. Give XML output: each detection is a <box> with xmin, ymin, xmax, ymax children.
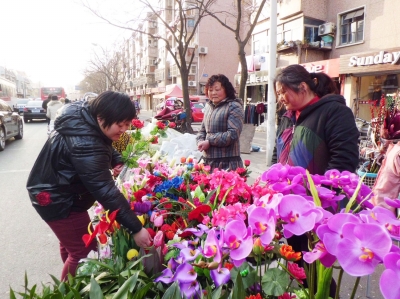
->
<box><xmin>253</xmin><ymin>31</ymin><xmax>268</xmax><ymax>54</ymax></box>
<box><xmin>304</xmin><ymin>26</ymin><xmax>320</xmax><ymax>43</ymax></box>
<box><xmin>339</xmin><ymin>8</ymin><xmax>364</xmax><ymax>45</ymax></box>
<box><xmin>188</xmin><ymin>19</ymin><xmax>195</xmax><ymax>27</ymax></box>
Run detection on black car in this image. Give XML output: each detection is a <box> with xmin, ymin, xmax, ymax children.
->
<box><xmin>13</xmin><ymin>98</ymin><xmax>30</xmax><ymax>114</ymax></box>
<box><xmin>23</xmin><ymin>100</ymin><xmax>47</xmax><ymax>122</ymax></box>
<box><xmin>0</xmin><ymin>99</ymin><xmax>23</xmax><ymax>151</ymax></box>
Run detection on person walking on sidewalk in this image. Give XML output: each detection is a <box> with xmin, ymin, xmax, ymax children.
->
<box><xmin>27</xmin><ymin>91</ymin><xmax>152</xmax><ymax>281</ymax></box>
<box><xmin>46</xmin><ymin>95</ymin><xmax>63</xmax><ymax>133</ymax></box>
<box><xmin>42</xmin><ymin>94</ymin><xmax>52</xmax><ymax>131</ymax></box>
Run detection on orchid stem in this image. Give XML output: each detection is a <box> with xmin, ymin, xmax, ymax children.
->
<box><xmin>349</xmin><ymin>277</ymin><xmax>361</xmax><ymax>299</ymax></box>
<box><xmin>335</xmin><ymin>268</ymin><xmax>344</xmax><ymax>299</ymax></box>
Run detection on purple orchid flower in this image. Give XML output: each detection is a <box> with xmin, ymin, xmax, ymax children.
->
<box><xmin>180</xmin><ymin>248</ymin><xmax>201</xmax><ymax>263</ymax></box>
<box><xmin>202</xmin><ymin>229</ymin><xmax>222</xmax><ymax>263</ymax></box>
<box><xmin>133</xmin><ymin>201</ymin><xmax>152</xmax><ymax>214</ymax></box>
<box><xmin>278</xmin><ymin>194</ymin><xmax>323</xmax><ymax>238</ymax></box>
<box><xmin>359</xmin><ymin>206</ymin><xmax>400</xmax><ymax>241</ymax></box>
<box><xmin>384</xmin><ymin>197</ymin><xmax>400</xmax><ymax>209</ymax></box>
<box><xmin>224</xmin><ymin>219</ymin><xmax>253</xmax><ymax>264</ymax></box>
<box><xmin>303</xmin><ymin>241</ymin><xmax>336</xmax><ymax>268</ymax></box>
<box><xmin>154</xmin><ymin>268</ymin><xmax>175</xmax><ymax>284</ymax></box>
<box><xmin>315</xmin><ymin>186</ymin><xmax>345</xmax><ymax>210</ymax></box>
<box><xmin>261</xmin><ymin>163</ymin><xmax>291</xmax><ymax>183</ymax></box>
<box><xmin>179</xmin><ymin>280</ymin><xmax>200</xmax><ymax>299</ymax></box>
<box><xmin>380</xmin><ymin>252</ymin><xmax>400</xmax><ymax>299</ymax></box>
<box><xmin>336</xmin><ymin>222</ymin><xmax>392</xmax><ymax>276</ymax></box>
<box><xmin>247</xmin><ymin>206</ymin><xmax>276</xmax><ymax>246</ymax></box>
<box><xmin>174</xmin><ymin>262</ymin><xmax>197</xmax><ymax>284</ymax></box>
<box><xmin>183</xmin><ymin>224</ymin><xmax>210</xmax><ymax>237</ymax></box>
<box><xmin>317</xmin><ymin>213</ymin><xmax>362</xmax><ymax>256</ymax></box>
<box><xmin>210</xmin><ymin>267</ymin><xmax>231</xmax><ymax>288</ymax></box>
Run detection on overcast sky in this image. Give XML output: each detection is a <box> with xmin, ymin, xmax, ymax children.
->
<box><xmin>0</xmin><ymin>0</ymin><xmax>139</xmax><ymax>89</ymax></box>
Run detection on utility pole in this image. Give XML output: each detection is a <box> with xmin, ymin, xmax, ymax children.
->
<box><xmin>266</xmin><ymin>0</ymin><xmax>278</xmax><ymax>166</ymax></box>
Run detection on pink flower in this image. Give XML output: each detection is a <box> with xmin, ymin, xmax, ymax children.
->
<box><xmin>151</xmin><ymin>212</ymin><xmax>164</xmax><ymax>227</ymax></box>
<box><xmin>287</xmin><ymin>262</ymin><xmax>307</xmax><ymax>284</ymax></box>
<box><xmin>154</xmin><ymin>230</ymin><xmax>164</xmax><ymax>247</ymax></box>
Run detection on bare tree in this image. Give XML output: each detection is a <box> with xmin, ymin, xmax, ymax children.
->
<box><xmin>79</xmin><ymin>71</ymin><xmax>105</xmax><ymax>94</ymax></box>
<box><xmin>82</xmin><ymin>0</ymin><xmax>217</xmax><ymax>133</ymax></box>
<box><xmin>206</xmin><ymin>0</ymin><xmax>268</xmax><ymax>100</ymax></box>
<box><xmin>85</xmin><ymin>44</ymin><xmax>128</xmax><ymax>93</ymax></box>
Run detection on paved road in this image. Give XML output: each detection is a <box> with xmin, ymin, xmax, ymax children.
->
<box><xmin>0</xmin><ymin>120</ymin><xmax>61</xmax><ymax>297</ymax></box>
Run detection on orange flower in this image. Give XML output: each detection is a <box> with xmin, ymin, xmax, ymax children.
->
<box><xmin>279</xmin><ymin>244</ymin><xmax>301</xmax><ymax>261</ymax></box>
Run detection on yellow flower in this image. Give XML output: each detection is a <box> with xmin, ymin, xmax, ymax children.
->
<box><xmin>137</xmin><ymin>215</ymin><xmax>145</xmax><ymax>225</ymax></box>
<box><xmin>127</xmin><ymin>249</ymin><xmax>139</xmax><ymax>260</ymax></box>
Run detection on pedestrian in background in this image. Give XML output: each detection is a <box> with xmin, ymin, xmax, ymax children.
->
<box><xmin>46</xmin><ymin>95</ymin><xmax>63</xmax><ymax>133</ymax></box>
<box><xmin>42</xmin><ymin>94</ymin><xmax>52</xmax><ymax>130</ymax></box>
<box><xmin>196</xmin><ymin>74</ymin><xmax>244</xmax><ymax>171</ymax></box>
<box><xmin>271</xmin><ymin>64</ymin><xmax>359</xmax><ymax>297</ymax></box>
<box><xmin>134</xmin><ymin>100</ymin><xmax>140</xmax><ymax>115</ymax></box>
<box><xmin>26</xmin><ymin>91</ymin><xmax>152</xmax><ymax>280</ymax></box>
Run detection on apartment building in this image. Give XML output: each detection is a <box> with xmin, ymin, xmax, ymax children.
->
<box><xmin>242</xmin><ymin>0</ymin><xmax>400</xmax><ymax>121</ymax></box>
<box><xmin>124</xmin><ymin>0</ymin><xmax>245</xmax><ymax>111</ymax></box>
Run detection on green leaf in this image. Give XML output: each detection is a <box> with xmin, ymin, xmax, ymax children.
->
<box><xmin>345</xmin><ymin>174</ymin><xmax>364</xmax><ymax>213</ymax></box>
<box><xmin>211</xmin><ymin>286</ymin><xmax>222</xmax><ymax>299</ymax></box>
<box><xmin>113</xmin><ymin>271</ymin><xmax>140</xmax><ymax>299</ymax></box>
<box><xmin>306</xmin><ymin>170</ymin><xmax>322</xmax><ymax>207</ymax></box>
<box><xmin>132</xmin><ymin>282</ymin><xmax>154</xmax><ymax>299</ymax></box>
<box><xmin>232</xmin><ymin>273</ymin><xmax>245</xmax><ymax>299</ymax></box>
<box><xmin>89</xmin><ymin>275</ymin><xmax>104</xmax><ymax>299</ymax></box>
<box><xmin>261</xmin><ymin>268</ymin><xmax>289</xmax><ymax>296</ymax></box>
<box><xmin>315</xmin><ymin>262</ymin><xmax>333</xmax><ymax>299</ymax></box>
<box><xmin>161</xmin><ymin>282</ymin><xmax>182</xmax><ymax>299</ymax></box>
<box><xmin>9</xmin><ymin>288</ymin><xmax>16</xmax><ymax>299</ymax></box>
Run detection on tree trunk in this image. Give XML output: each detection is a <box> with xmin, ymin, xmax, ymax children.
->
<box><xmin>238</xmin><ymin>43</ymin><xmax>248</xmax><ymax>101</ymax></box>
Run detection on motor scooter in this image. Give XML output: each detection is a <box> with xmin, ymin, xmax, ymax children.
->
<box><xmin>154</xmin><ymin>99</ymin><xmax>188</xmax><ymax>133</ymax></box>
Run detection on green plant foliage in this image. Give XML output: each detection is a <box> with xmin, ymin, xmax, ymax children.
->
<box><xmin>261</xmin><ymin>268</ymin><xmax>290</xmax><ymax>296</ymax></box>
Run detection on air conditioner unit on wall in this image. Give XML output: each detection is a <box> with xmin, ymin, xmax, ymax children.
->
<box><xmin>199</xmin><ymin>46</ymin><xmax>208</xmax><ymax>54</ymax></box>
<box><xmin>188</xmin><ymin>81</ymin><xmax>197</xmax><ymax>87</ymax></box>
<box><xmin>318</xmin><ymin>22</ymin><xmax>336</xmax><ymax>36</ymax></box>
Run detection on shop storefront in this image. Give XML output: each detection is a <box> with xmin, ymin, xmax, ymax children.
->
<box><xmin>339</xmin><ymin>47</ymin><xmax>400</xmax><ymax>120</ymax></box>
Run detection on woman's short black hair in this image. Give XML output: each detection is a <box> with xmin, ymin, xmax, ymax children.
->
<box><xmin>273</xmin><ymin>64</ymin><xmax>338</xmax><ymax>98</ymax></box>
<box><xmin>89</xmin><ymin>91</ymin><xmax>136</xmax><ymax>129</ymax></box>
<box><xmin>205</xmin><ymin>74</ymin><xmax>236</xmax><ymax>99</ymax></box>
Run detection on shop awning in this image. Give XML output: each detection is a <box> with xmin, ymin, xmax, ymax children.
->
<box><xmin>153</xmin><ymin>85</ymin><xmax>183</xmax><ymax>99</ymax></box>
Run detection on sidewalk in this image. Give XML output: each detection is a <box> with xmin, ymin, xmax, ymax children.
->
<box><xmin>138</xmin><ymin>110</ymin><xmax>269</xmax><ymax>184</ymax></box>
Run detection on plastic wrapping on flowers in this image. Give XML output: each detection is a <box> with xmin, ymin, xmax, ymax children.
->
<box><xmin>79</xmin><ymin>134</ymin><xmax>400</xmax><ymax>299</ymax></box>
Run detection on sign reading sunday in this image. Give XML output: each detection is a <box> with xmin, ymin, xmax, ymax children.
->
<box><xmin>339</xmin><ymin>47</ymin><xmax>400</xmax><ymax>75</ymax></box>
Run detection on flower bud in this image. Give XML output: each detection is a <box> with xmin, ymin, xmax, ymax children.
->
<box><xmin>244</xmin><ymin>159</ymin><xmax>251</xmax><ymax>167</ymax></box>
<box><xmin>207</xmin><ymin>262</ymin><xmax>220</xmax><ymax>270</ymax></box>
<box><xmin>252</xmin><ymin>238</ymin><xmax>265</xmax><ymax>255</ymax></box>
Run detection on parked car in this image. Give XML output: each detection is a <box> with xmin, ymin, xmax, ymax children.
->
<box><xmin>13</xmin><ymin>99</ymin><xmax>30</xmax><ymax>114</ymax></box>
<box><xmin>0</xmin><ymin>99</ymin><xmax>23</xmax><ymax>151</ymax></box>
<box><xmin>192</xmin><ymin>102</ymin><xmax>205</xmax><ymax>122</ymax></box>
<box><xmin>23</xmin><ymin>101</ymin><xmax>47</xmax><ymax>122</ymax></box>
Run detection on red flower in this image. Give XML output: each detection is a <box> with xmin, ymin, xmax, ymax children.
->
<box><xmin>98</xmin><ymin>233</ymin><xmax>108</xmax><ymax>244</ymax></box>
<box><xmin>244</xmin><ymin>159</ymin><xmax>251</xmax><ymax>167</ymax></box>
<box><xmin>287</xmin><ymin>262</ymin><xmax>307</xmax><ymax>284</ymax></box>
<box><xmin>159</xmin><ymin>197</ymin><xmax>172</xmax><ymax>209</ymax></box>
<box><xmin>188</xmin><ymin>204</ymin><xmax>212</xmax><ymax>222</ymax></box>
<box><xmin>150</xmin><ymin>136</ymin><xmax>159</xmax><ymax>144</ymax></box>
<box><xmin>280</xmin><ymin>244</ymin><xmax>301</xmax><ymax>261</ymax></box>
<box><xmin>161</xmin><ymin>224</ymin><xmax>176</xmax><ymax>240</ymax></box>
<box><xmin>156</xmin><ymin>121</ymin><xmax>166</xmax><ymax>130</ymax></box>
<box><xmin>180</xmin><ymin>157</ymin><xmax>186</xmax><ymax>163</ymax></box>
<box><xmin>133</xmin><ymin>189</ymin><xmax>147</xmax><ymax>202</ymax></box>
<box><xmin>224</xmin><ymin>262</ymin><xmax>234</xmax><ymax>271</ymax></box>
<box><xmin>236</xmin><ymin>167</ymin><xmax>246</xmax><ymax>175</ymax></box>
<box><xmin>147</xmin><ymin>175</ymin><xmax>162</xmax><ymax>188</ymax></box>
<box><xmin>245</xmin><ymin>294</ymin><xmax>262</xmax><ymax>299</ymax></box>
<box><xmin>131</xmin><ymin>119</ymin><xmax>144</xmax><ymax>129</ymax></box>
<box><xmin>168</xmin><ymin>122</ymin><xmax>176</xmax><ymax>128</ymax></box>
<box><xmin>146</xmin><ymin>227</ymin><xmax>156</xmax><ymax>238</ymax></box>
<box><xmin>36</xmin><ymin>191</ymin><xmax>52</xmax><ymax>206</ymax></box>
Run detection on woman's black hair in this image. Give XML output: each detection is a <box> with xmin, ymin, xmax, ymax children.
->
<box><xmin>89</xmin><ymin>91</ymin><xmax>136</xmax><ymax>129</ymax></box>
<box><xmin>273</xmin><ymin>64</ymin><xmax>338</xmax><ymax>98</ymax></box>
<box><xmin>205</xmin><ymin>74</ymin><xmax>236</xmax><ymax>99</ymax></box>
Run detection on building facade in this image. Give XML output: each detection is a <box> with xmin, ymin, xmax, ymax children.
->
<box><xmin>238</xmin><ymin>0</ymin><xmax>399</xmax><ymax>119</ymax></box>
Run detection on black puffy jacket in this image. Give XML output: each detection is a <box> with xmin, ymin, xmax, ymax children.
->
<box><xmin>26</xmin><ymin>101</ymin><xmax>142</xmax><ymax>233</ymax></box>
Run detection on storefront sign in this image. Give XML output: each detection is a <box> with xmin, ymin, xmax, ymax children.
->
<box><xmin>348</xmin><ymin>50</ymin><xmax>400</xmax><ymax>67</ymax></box>
<box><xmin>339</xmin><ymin>47</ymin><xmax>400</xmax><ymax>75</ymax></box>
<box><xmin>300</xmin><ymin>58</ymin><xmax>339</xmax><ymax>77</ymax></box>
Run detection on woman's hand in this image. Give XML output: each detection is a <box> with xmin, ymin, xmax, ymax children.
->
<box><xmin>112</xmin><ymin>164</ymin><xmax>124</xmax><ymax>177</ymax></box>
<box><xmin>133</xmin><ymin>227</ymin><xmax>153</xmax><ymax>248</ymax></box>
<box><xmin>197</xmin><ymin>140</ymin><xmax>210</xmax><ymax>152</ymax></box>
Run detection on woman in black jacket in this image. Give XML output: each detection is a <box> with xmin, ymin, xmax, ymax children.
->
<box><xmin>27</xmin><ymin>91</ymin><xmax>152</xmax><ymax>280</ymax></box>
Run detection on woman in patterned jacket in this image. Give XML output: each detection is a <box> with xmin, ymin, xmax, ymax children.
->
<box><xmin>196</xmin><ymin>74</ymin><xmax>244</xmax><ymax>171</ymax></box>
